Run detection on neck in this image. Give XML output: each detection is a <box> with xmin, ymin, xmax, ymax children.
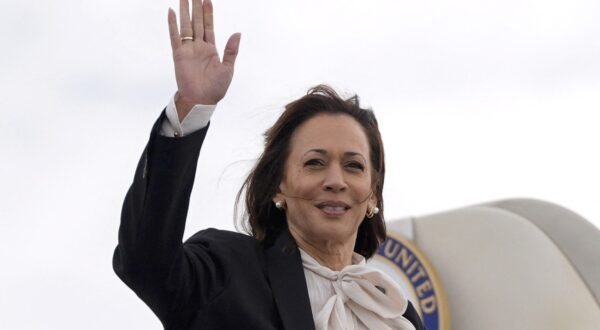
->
<box><xmin>289</xmin><ymin>226</ymin><xmax>356</xmax><ymax>271</ymax></box>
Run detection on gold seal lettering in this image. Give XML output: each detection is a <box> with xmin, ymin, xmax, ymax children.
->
<box><xmin>416</xmin><ymin>280</ymin><xmax>432</xmax><ymax>298</ymax></box>
<box><xmin>420</xmin><ymin>295</ymin><xmax>437</xmax><ymax>314</ymax></box>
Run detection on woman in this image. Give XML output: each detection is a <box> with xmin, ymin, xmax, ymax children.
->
<box><xmin>113</xmin><ymin>0</ymin><xmax>425</xmax><ymax>329</ymax></box>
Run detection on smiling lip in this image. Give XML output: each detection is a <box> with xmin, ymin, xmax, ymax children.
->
<box><xmin>316</xmin><ymin>201</ymin><xmax>350</xmax><ymax>216</ymax></box>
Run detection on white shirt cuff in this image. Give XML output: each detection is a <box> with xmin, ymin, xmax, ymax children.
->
<box><xmin>160</xmin><ymin>92</ymin><xmax>217</xmax><ymax>137</ymax></box>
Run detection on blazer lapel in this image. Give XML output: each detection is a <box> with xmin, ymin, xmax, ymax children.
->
<box><xmin>264</xmin><ymin>229</ymin><xmax>315</xmax><ymax>330</ymax></box>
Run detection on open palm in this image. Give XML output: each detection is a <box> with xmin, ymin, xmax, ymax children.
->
<box><xmin>168</xmin><ymin>0</ymin><xmax>240</xmax><ymax>117</ymax></box>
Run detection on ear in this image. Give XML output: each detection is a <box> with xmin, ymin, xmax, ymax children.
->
<box><xmin>272</xmin><ymin>182</ymin><xmax>286</xmax><ymax>205</ymax></box>
<box><xmin>272</xmin><ymin>194</ymin><xmax>284</xmax><ymax>205</ymax></box>
<box><xmin>368</xmin><ymin>192</ymin><xmax>377</xmax><ymax>209</ymax></box>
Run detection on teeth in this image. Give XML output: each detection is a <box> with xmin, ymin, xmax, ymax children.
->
<box><xmin>321</xmin><ymin>206</ymin><xmax>346</xmax><ymax>214</ymax></box>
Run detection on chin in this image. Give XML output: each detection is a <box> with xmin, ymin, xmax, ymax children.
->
<box><xmin>311</xmin><ymin>218</ymin><xmax>360</xmax><ymax>241</ymax></box>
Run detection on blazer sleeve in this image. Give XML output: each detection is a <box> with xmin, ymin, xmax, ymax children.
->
<box><xmin>112</xmin><ymin>111</ymin><xmax>223</xmax><ymax>327</ymax></box>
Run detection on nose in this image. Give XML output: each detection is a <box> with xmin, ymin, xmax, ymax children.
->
<box><xmin>322</xmin><ymin>164</ymin><xmax>348</xmax><ymax>192</ymax></box>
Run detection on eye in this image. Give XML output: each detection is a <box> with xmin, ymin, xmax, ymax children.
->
<box><xmin>304</xmin><ymin>159</ymin><xmax>325</xmax><ymax>167</ymax></box>
<box><xmin>346</xmin><ymin>161</ymin><xmax>365</xmax><ymax>171</ymax></box>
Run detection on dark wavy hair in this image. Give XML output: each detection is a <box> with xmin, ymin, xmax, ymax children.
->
<box><xmin>236</xmin><ymin>85</ymin><xmax>386</xmax><ymax>258</ymax></box>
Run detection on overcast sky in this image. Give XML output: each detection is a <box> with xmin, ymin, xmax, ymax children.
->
<box><xmin>1</xmin><ymin>0</ymin><xmax>599</xmax><ymax>328</ymax></box>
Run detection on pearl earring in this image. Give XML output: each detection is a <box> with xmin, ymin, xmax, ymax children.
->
<box><xmin>275</xmin><ymin>201</ymin><xmax>284</xmax><ymax>210</ymax></box>
<box><xmin>366</xmin><ymin>206</ymin><xmax>380</xmax><ymax>218</ymax></box>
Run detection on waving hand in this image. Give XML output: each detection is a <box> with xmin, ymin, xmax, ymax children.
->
<box><xmin>168</xmin><ymin>0</ymin><xmax>241</xmax><ymax>119</ymax></box>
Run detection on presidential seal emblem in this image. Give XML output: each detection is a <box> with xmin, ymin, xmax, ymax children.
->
<box><xmin>369</xmin><ymin>231</ymin><xmax>451</xmax><ymax>330</ymax></box>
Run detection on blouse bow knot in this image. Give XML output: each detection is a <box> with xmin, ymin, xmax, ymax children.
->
<box><xmin>300</xmin><ymin>250</ymin><xmax>417</xmax><ymax>330</ymax></box>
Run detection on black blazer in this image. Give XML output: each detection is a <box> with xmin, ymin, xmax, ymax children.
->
<box><xmin>113</xmin><ymin>113</ymin><xmax>425</xmax><ymax>329</ymax></box>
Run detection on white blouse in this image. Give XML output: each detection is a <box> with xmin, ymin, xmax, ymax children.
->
<box><xmin>299</xmin><ymin>248</ymin><xmax>416</xmax><ymax>330</ymax></box>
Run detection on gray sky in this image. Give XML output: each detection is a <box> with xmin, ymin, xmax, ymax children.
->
<box><xmin>1</xmin><ymin>0</ymin><xmax>599</xmax><ymax>328</ymax></box>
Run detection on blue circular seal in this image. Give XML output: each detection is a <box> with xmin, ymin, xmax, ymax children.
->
<box><xmin>370</xmin><ymin>231</ymin><xmax>451</xmax><ymax>330</ymax></box>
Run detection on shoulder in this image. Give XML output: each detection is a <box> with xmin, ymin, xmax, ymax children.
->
<box><xmin>184</xmin><ymin>228</ymin><xmax>262</xmax><ymax>258</ymax></box>
<box><xmin>182</xmin><ymin>229</ymin><xmax>270</xmax><ymax>279</ymax></box>
<box><xmin>186</xmin><ymin>228</ymin><xmax>256</xmax><ymax>244</ymax></box>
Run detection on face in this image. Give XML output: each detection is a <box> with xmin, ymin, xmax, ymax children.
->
<box><xmin>274</xmin><ymin>114</ymin><xmax>377</xmax><ymax>246</ymax></box>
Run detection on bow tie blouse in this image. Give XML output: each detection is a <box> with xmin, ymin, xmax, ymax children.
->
<box><xmin>299</xmin><ymin>249</ymin><xmax>417</xmax><ymax>330</ymax></box>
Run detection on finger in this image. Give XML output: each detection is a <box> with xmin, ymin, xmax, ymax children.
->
<box><xmin>191</xmin><ymin>0</ymin><xmax>204</xmax><ymax>41</ymax></box>
<box><xmin>179</xmin><ymin>0</ymin><xmax>193</xmax><ymax>39</ymax></box>
<box><xmin>222</xmin><ymin>33</ymin><xmax>241</xmax><ymax>68</ymax></box>
<box><xmin>203</xmin><ymin>0</ymin><xmax>215</xmax><ymax>45</ymax></box>
<box><xmin>168</xmin><ymin>8</ymin><xmax>182</xmax><ymax>50</ymax></box>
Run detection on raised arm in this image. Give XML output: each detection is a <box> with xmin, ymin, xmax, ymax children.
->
<box><xmin>113</xmin><ymin>1</ymin><xmax>241</xmax><ymax>326</ymax></box>
<box><xmin>168</xmin><ymin>0</ymin><xmax>241</xmax><ymax>120</ymax></box>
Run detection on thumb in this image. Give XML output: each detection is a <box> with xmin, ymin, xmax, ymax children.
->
<box><xmin>222</xmin><ymin>33</ymin><xmax>241</xmax><ymax>68</ymax></box>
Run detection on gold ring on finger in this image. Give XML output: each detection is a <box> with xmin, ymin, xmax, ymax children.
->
<box><xmin>181</xmin><ymin>36</ymin><xmax>194</xmax><ymax>41</ymax></box>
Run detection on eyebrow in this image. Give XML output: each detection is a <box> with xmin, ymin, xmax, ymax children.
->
<box><xmin>303</xmin><ymin>149</ymin><xmax>367</xmax><ymax>160</ymax></box>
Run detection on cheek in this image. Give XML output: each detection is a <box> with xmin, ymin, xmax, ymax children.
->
<box><xmin>284</xmin><ymin>200</ymin><xmax>316</xmax><ymax>233</ymax></box>
<box><xmin>283</xmin><ymin>174</ymin><xmax>319</xmax><ymax>199</ymax></box>
<box><xmin>348</xmin><ymin>179</ymin><xmax>374</xmax><ymax>202</ymax></box>
<box><xmin>280</xmin><ymin>179</ymin><xmax>314</xmax><ymax>215</ymax></box>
